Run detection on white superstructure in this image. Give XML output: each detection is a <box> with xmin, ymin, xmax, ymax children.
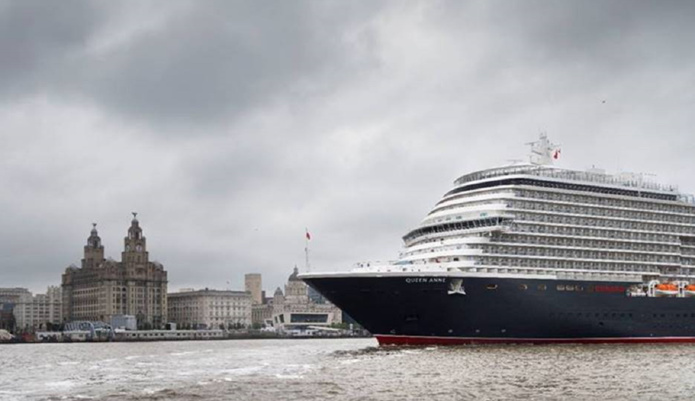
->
<box><xmin>356</xmin><ymin>135</ymin><xmax>695</xmax><ymax>283</ymax></box>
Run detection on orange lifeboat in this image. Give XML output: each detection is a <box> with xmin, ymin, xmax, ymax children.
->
<box><xmin>654</xmin><ymin>283</ymin><xmax>679</xmax><ymax>297</ymax></box>
<box><xmin>684</xmin><ymin>284</ymin><xmax>695</xmax><ymax>297</ymax></box>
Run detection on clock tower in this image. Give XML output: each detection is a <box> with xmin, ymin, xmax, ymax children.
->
<box><xmin>82</xmin><ymin>223</ymin><xmax>104</xmax><ymax>269</ymax></box>
<box><xmin>122</xmin><ymin>212</ymin><xmax>149</xmax><ymax>266</ymax></box>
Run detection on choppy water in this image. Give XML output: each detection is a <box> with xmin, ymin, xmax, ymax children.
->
<box><xmin>3</xmin><ymin>338</ymin><xmax>695</xmax><ymax>400</ymax></box>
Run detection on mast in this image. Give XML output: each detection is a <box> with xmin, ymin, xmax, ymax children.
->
<box><xmin>526</xmin><ymin>133</ymin><xmax>561</xmax><ymax>165</ymax></box>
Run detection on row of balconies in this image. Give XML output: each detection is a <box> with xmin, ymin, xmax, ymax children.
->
<box><xmin>513</xmin><ymin>221</ymin><xmax>676</xmax><ymax>242</ymax></box>
<box><xmin>514</xmin><ymin>211</ymin><xmax>695</xmax><ymax>234</ymax></box>
<box><xmin>432</xmin><ymin>193</ymin><xmax>695</xmax><ymax>227</ymax></box>
<box><xmin>490</xmin><ymin>234</ymin><xmax>679</xmax><ymax>252</ymax></box>
<box><xmin>481</xmin><ymin>242</ymin><xmax>679</xmax><ymax>256</ymax></box>
<box><xmin>514</xmin><ymin>188</ymin><xmax>694</xmax><ymax>215</ymax></box>
<box><xmin>481</xmin><ymin>248</ymin><xmax>679</xmax><ymax>263</ymax></box>
<box><xmin>475</xmin><ymin>259</ymin><xmax>664</xmax><ymax>274</ymax></box>
<box><xmin>511</xmin><ymin>200</ymin><xmax>695</xmax><ymax>224</ymax></box>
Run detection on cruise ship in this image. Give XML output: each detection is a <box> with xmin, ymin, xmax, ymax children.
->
<box><xmin>300</xmin><ymin>135</ymin><xmax>695</xmax><ymax>345</ymax></box>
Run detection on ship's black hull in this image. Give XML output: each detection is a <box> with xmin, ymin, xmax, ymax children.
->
<box><xmin>303</xmin><ymin>275</ymin><xmax>695</xmax><ymax>345</ymax></box>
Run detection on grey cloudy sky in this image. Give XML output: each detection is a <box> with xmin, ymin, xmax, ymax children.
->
<box><xmin>1</xmin><ymin>0</ymin><xmax>694</xmax><ymax>295</ymax></box>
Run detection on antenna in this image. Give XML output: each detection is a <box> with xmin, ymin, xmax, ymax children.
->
<box><xmin>526</xmin><ymin>133</ymin><xmax>561</xmax><ymax>166</ymax></box>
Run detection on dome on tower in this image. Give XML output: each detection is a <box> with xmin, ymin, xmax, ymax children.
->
<box><xmin>86</xmin><ymin>223</ymin><xmax>102</xmax><ymax>248</ymax></box>
<box><xmin>288</xmin><ymin>266</ymin><xmax>300</xmax><ymax>282</ymax></box>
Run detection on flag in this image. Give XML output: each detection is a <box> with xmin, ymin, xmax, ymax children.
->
<box><xmin>306</xmin><ymin>230</ymin><xmax>311</xmax><ymax>240</ymax></box>
<box><xmin>553</xmin><ymin>148</ymin><xmax>561</xmax><ymax>160</ymax></box>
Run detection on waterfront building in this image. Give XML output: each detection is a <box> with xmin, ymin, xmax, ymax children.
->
<box><xmin>245</xmin><ymin>273</ymin><xmax>263</xmax><ymax>304</ymax></box>
<box><xmin>270</xmin><ymin>267</ymin><xmax>342</xmax><ymax>331</ymax></box>
<box><xmin>0</xmin><ymin>303</ymin><xmax>15</xmax><ymax>332</ymax></box>
<box><xmin>167</xmin><ymin>288</ymin><xmax>252</xmax><ymax>329</ymax></box>
<box><xmin>308</xmin><ymin>285</ymin><xmax>326</xmax><ymax>304</ymax></box>
<box><xmin>0</xmin><ymin>288</ymin><xmax>30</xmax><ymax>332</ymax></box>
<box><xmin>111</xmin><ymin>314</ymin><xmax>137</xmax><ymax>330</ymax></box>
<box><xmin>0</xmin><ymin>288</ymin><xmax>32</xmax><ymax>305</ymax></box>
<box><xmin>251</xmin><ymin>297</ymin><xmax>274</xmax><ymax>327</ymax></box>
<box><xmin>13</xmin><ymin>286</ymin><xmax>62</xmax><ymax>330</ymax></box>
<box><xmin>61</xmin><ymin>215</ymin><xmax>168</xmax><ymax>328</ymax></box>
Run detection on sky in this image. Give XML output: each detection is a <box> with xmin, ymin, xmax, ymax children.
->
<box><xmin>1</xmin><ymin>0</ymin><xmax>694</xmax><ymax>295</ymax></box>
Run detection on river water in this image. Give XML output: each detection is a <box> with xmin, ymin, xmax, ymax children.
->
<box><xmin>2</xmin><ymin>338</ymin><xmax>695</xmax><ymax>400</ymax></box>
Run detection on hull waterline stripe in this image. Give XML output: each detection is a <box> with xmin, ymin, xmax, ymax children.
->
<box><xmin>375</xmin><ymin>334</ymin><xmax>695</xmax><ymax>345</ymax></box>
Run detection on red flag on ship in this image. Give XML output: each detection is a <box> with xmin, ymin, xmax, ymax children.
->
<box><xmin>553</xmin><ymin>149</ymin><xmax>561</xmax><ymax>159</ymax></box>
<box><xmin>306</xmin><ymin>230</ymin><xmax>311</xmax><ymax>240</ymax></box>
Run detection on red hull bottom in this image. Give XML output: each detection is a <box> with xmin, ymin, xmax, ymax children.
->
<box><xmin>375</xmin><ymin>334</ymin><xmax>695</xmax><ymax>345</ymax></box>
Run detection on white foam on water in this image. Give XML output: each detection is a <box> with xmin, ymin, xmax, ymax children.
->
<box><xmin>170</xmin><ymin>351</ymin><xmax>197</xmax><ymax>356</ymax></box>
<box><xmin>45</xmin><ymin>380</ymin><xmax>76</xmax><ymax>388</ymax></box>
<box><xmin>274</xmin><ymin>374</ymin><xmax>304</xmax><ymax>379</ymax></box>
<box><xmin>222</xmin><ymin>365</ymin><xmax>265</xmax><ymax>376</ymax></box>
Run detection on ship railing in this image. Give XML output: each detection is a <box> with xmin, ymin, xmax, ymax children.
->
<box><xmin>678</xmin><ymin>194</ymin><xmax>695</xmax><ymax>205</ymax></box>
<box><xmin>353</xmin><ymin>261</ymin><xmax>399</xmax><ymax>269</ymax></box>
<box><xmin>454</xmin><ymin>165</ymin><xmax>680</xmax><ymax>194</ymax></box>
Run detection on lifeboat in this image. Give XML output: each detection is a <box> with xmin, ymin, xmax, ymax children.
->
<box><xmin>684</xmin><ymin>284</ymin><xmax>695</xmax><ymax>297</ymax></box>
<box><xmin>654</xmin><ymin>283</ymin><xmax>679</xmax><ymax>297</ymax></box>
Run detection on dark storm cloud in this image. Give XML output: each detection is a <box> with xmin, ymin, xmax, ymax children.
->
<box><xmin>1</xmin><ymin>0</ymin><xmax>383</xmax><ymax>128</ymax></box>
<box><xmin>0</xmin><ymin>0</ymin><xmax>104</xmax><ymax>99</ymax></box>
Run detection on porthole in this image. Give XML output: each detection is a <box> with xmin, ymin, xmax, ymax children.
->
<box><xmin>519</xmin><ymin>284</ymin><xmax>528</xmax><ymax>290</ymax></box>
<box><xmin>557</xmin><ymin>285</ymin><xmax>565</xmax><ymax>291</ymax></box>
<box><xmin>486</xmin><ymin>284</ymin><xmax>498</xmax><ymax>290</ymax></box>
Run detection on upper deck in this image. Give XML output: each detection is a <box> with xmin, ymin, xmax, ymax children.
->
<box><xmin>452</xmin><ymin>164</ymin><xmax>694</xmax><ymax>205</ymax></box>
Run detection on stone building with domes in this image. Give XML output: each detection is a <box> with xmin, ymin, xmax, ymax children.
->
<box><xmin>270</xmin><ymin>266</ymin><xmax>342</xmax><ymax>331</ymax></box>
<box><xmin>61</xmin><ymin>214</ymin><xmax>168</xmax><ymax>328</ymax></box>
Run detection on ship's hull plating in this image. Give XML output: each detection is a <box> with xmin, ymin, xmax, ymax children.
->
<box><xmin>303</xmin><ymin>275</ymin><xmax>695</xmax><ymax>345</ymax></box>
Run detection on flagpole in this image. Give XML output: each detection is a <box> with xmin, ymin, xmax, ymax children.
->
<box><xmin>305</xmin><ymin>228</ymin><xmax>310</xmax><ymax>272</ymax></box>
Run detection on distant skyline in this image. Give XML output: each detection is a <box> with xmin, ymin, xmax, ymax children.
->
<box><xmin>2</xmin><ymin>1</ymin><xmax>695</xmax><ymax>294</ymax></box>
